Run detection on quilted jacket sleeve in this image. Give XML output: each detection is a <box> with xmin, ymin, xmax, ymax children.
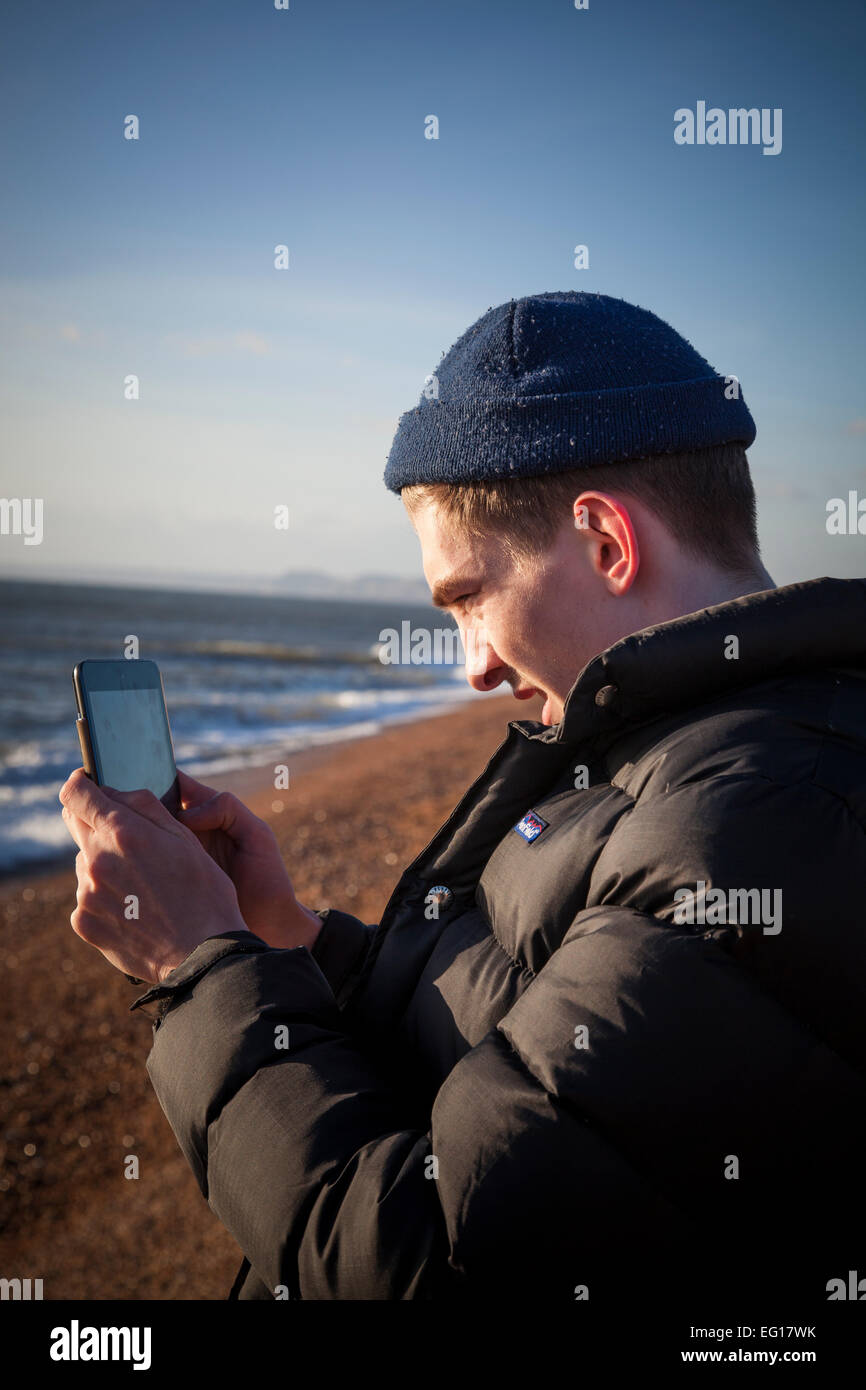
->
<box><xmin>308</xmin><ymin>906</ymin><xmax>377</xmax><ymax>1009</ymax></box>
<box><xmin>133</xmin><ymin>929</ymin><xmax>455</xmax><ymax>1300</ymax></box>
<box><xmin>131</xmin><ymin>885</ymin><xmax>865</xmax><ymax>1301</ymax></box>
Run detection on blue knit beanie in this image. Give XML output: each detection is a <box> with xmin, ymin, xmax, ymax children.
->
<box><xmin>383</xmin><ymin>291</ymin><xmax>756</xmax><ymax>491</ymax></box>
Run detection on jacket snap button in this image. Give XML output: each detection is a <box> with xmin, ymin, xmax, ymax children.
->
<box><xmin>427</xmin><ymin>885</ymin><xmax>454</xmax><ymax>911</ymax></box>
<box><xmin>594</xmin><ymin>683</ymin><xmax>618</xmax><ymax>708</ymax></box>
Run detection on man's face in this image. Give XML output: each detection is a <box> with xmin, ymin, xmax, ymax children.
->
<box><xmin>410</xmin><ymin>497</ymin><xmax>614</xmax><ymax>727</ymax></box>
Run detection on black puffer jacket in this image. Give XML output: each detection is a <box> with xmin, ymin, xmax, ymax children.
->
<box><xmin>132</xmin><ymin>576</ymin><xmax>866</xmax><ymax>1303</ymax></box>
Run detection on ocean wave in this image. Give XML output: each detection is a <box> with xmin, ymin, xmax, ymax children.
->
<box><xmin>0</xmin><ymin>684</ymin><xmax>482</xmax><ymax>875</ymax></box>
<box><xmin>186</xmin><ymin>639</ymin><xmax>384</xmax><ymax>664</ymax></box>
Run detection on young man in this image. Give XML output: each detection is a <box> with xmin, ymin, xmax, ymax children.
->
<box><xmin>61</xmin><ymin>292</ymin><xmax>866</xmax><ymax>1305</ymax></box>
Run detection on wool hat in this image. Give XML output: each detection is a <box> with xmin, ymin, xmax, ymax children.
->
<box><xmin>383</xmin><ymin>291</ymin><xmax>756</xmax><ymax>491</ymax></box>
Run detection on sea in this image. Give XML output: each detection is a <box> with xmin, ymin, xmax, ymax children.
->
<box><xmin>0</xmin><ymin>578</ymin><xmax>477</xmax><ymax>875</ymax></box>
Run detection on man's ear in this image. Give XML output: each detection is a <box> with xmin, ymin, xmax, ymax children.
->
<box><xmin>573</xmin><ymin>491</ymin><xmax>640</xmax><ymax>595</ymax></box>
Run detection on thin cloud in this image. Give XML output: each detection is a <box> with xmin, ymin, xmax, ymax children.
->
<box><xmin>233</xmin><ymin>331</ymin><xmax>270</xmax><ymax>356</ymax></box>
<box><xmin>169</xmin><ymin>331</ymin><xmax>271</xmax><ymax>358</ymax></box>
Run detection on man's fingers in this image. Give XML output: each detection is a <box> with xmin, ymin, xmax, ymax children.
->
<box><xmin>178</xmin><ymin>790</ymin><xmax>244</xmax><ymax>836</ymax></box>
<box><xmin>61</xmin><ymin>803</ymin><xmax>94</xmax><ymax>851</ymax></box>
<box><xmin>176</xmin><ymin>768</ymin><xmax>220</xmax><ymax>811</ymax></box>
<box><xmin>59</xmin><ymin>768</ymin><xmax>125</xmax><ymax>834</ymax></box>
<box><xmin>70</xmin><ymin>904</ymin><xmax>107</xmax><ymax>945</ymax></box>
<box><xmin>102</xmin><ymin>785</ymin><xmax>182</xmax><ymax>834</ymax></box>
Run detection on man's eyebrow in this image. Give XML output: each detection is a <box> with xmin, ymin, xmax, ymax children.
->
<box><xmin>430</xmin><ymin>574</ymin><xmax>475</xmax><ymax>609</ymax></box>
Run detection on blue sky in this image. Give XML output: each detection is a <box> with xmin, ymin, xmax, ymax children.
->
<box><xmin>1</xmin><ymin>0</ymin><xmax>864</xmax><ymax>589</ymax></box>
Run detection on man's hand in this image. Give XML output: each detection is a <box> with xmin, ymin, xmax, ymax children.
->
<box><xmin>60</xmin><ymin>768</ymin><xmax>251</xmax><ymax>985</ymax></box>
<box><xmin>174</xmin><ymin>769</ymin><xmax>322</xmax><ymax>953</ymax></box>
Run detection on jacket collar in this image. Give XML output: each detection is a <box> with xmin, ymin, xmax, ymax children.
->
<box><xmin>521</xmin><ymin>576</ymin><xmax>866</xmax><ymax>753</ymax></box>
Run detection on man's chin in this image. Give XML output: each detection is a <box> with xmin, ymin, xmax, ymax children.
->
<box><xmin>510</xmin><ymin>683</ymin><xmax>558</xmax><ymax>725</ymax></box>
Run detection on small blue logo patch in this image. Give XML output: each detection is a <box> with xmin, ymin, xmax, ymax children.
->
<box><xmin>514</xmin><ymin>810</ymin><xmax>549</xmax><ymax>843</ymax></box>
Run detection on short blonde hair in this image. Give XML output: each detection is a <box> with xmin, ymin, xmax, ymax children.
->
<box><xmin>401</xmin><ymin>443</ymin><xmax>762</xmax><ymax>577</ymax></box>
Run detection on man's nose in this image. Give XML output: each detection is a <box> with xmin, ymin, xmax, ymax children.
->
<box><xmin>462</xmin><ymin>625</ymin><xmax>506</xmax><ymax>692</ymax></box>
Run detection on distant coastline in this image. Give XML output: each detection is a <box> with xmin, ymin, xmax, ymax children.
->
<box><xmin>0</xmin><ymin>566</ymin><xmax>435</xmax><ymax>606</ymax></box>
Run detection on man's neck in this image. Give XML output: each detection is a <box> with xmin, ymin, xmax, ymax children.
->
<box><xmin>664</xmin><ymin>564</ymin><xmax>776</xmax><ymax>621</ymax></box>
